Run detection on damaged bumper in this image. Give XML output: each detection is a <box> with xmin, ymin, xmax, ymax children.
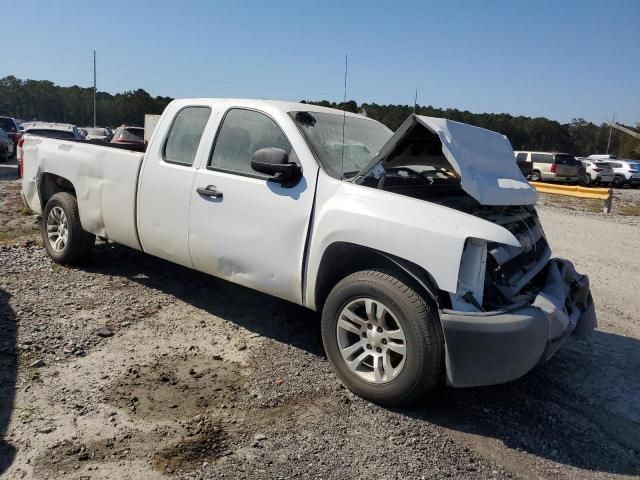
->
<box><xmin>441</xmin><ymin>258</ymin><xmax>596</xmax><ymax>388</ymax></box>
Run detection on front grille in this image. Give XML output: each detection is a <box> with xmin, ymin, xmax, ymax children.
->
<box><xmin>484</xmin><ymin>212</ymin><xmax>550</xmax><ymax>307</ymax></box>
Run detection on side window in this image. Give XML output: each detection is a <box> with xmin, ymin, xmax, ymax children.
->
<box><xmin>516</xmin><ymin>152</ymin><xmax>528</xmax><ymax>162</ymax></box>
<box><xmin>531</xmin><ymin>153</ymin><xmax>553</xmax><ymax>164</ymax></box>
<box><xmin>209</xmin><ymin>108</ymin><xmax>292</xmax><ymax>176</ymax></box>
<box><xmin>163</xmin><ymin>106</ymin><xmax>211</xmax><ymax>166</ymax></box>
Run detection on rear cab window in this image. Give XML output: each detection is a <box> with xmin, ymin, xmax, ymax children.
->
<box><xmin>163</xmin><ymin>106</ymin><xmax>211</xmax><ymax>166</ymax></box>
<box><xmin>554</xmin><ymin>154</ymin><xmax>578</xmax><ymax>165</ymax></box>
<box><xmin>115</xmin><ymin>127</ymin><xmax>145</xmax><ymax>143</ymax></box>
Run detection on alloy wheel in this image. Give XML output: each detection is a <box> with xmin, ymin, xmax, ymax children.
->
<box><xmin>336</xmin><ymin>298</ymin><xmax>407</xmax><ymax>384</ymax></box>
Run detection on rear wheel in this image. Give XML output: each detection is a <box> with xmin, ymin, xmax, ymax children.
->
<box><xmin>321</xmin><ymin>270</ymin><xmax>443</xmax><ymax>406</ymax></box>
<box><xmin>530</xmin><ymin>170</ymin><xmax>542</xmax><ymax>182</ymax></box>
<box><xmin>613</xmin><ymin>175</ymin><xmax>625</xmax><ymax>188</ymax></box>
<box><xmin>42</xmin><ymin>192</ymin><xmax>95</xmax><ymax>264</ymax></box>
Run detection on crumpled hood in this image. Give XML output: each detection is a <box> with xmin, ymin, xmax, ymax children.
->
<box><xmin>357</xmin><ymin>115</ymin><xmax>538</xmax><ymax>206</ymax></box>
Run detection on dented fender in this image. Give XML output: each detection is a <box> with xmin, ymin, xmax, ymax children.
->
<box><xmin>21</xmin><ymin>135</ymin><xmax>144</xmax><ymax>251</ymax></box>
<box><xmin>304</xmin><ymin>170</ymin><xmax>521</xmax><ymax>309</ymax></box>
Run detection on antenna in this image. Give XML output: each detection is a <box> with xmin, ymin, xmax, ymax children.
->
<box><xmin>413</xmin><ymin>89</ymin><xmax>418</xmax><ymax>114</ymax></box>
<box><xmin>340</xmin><ymin>54</ymin><xmax>348</xmax><ymax>179</ymax></box>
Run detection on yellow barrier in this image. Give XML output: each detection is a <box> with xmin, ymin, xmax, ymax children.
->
<box><xmin>529</xmin><ymin>182</ymin><xmax>613</xmax><ymax>213</ymax></box>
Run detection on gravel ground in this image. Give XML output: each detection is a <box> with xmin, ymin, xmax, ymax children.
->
<box><xmin>1</xmin><ymin>158</ymin><xmax>639</xmax><ymax>479</ymax></box>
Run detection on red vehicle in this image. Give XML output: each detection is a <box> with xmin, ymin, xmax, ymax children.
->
<box><xmin>0</xmin><ymin>116</ymin><xmax>21</xmax><ymax>157</ymax></box>
<box><xmin>110</xmin><ymin>126</ymin><xmax>145</xmax><ymax>148</ymax></box>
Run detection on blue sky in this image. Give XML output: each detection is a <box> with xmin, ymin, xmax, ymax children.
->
<box><xmin>2</xmin><ymin>0</ymin><xmax>638</xmax><ymax>124</ymax></box>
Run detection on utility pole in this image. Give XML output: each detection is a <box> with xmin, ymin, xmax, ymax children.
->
<box><xmin>606</xmin><ymin>112</ymin><xmax>615</xmax><ymax>154</ymax></box>
<box><xmin>93</xmin><ymin>50</ymin><xmax>97</xmax><ymax>128</ymax></box>
<box><xmin>413</xmin><ymin>89</ymin><xmax>418</xmax><ymax>114</ymax></box>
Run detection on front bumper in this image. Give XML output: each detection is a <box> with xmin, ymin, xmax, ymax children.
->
<box><xmin>441</xmin><ymin>258</ymin><xmax>596</xmax><ymax>388</ymax></box>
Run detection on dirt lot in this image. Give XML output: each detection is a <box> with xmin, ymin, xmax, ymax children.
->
<box><xmin>1</xmin><ymin>158</ymin><xmax>639</xmax><ymax>479</ymax></box>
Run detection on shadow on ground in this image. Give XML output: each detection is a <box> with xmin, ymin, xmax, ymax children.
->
<box><xmin>86</xmin><ymin>242</ymin><xmax>323</xmax><ymax>357</ymax></box>
<box><xmin>86</xmin><ymin>242</ymin><xmax>639</xmax><ymax>476</ymax></box>
<box><xmin>409</xmin><ymin>330</ymin><xmax>640</xmax><ymax>476</ymax></box>
<box><xmin>0</xmin><ymin>288</ymin><xmax>17</xmax><ymax>474</ymax></box>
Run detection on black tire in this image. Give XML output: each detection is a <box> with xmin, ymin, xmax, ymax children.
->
<box><xmin>613</xmin><ymin>175</ymin><xmax>625</xmax><ymax>188</ymax></box>
<box><xmin>321</xmin><ymin>270</ymin><xmax>443</xmax><ymax>406</ymax></box>
<box><xmin>530</xmin><ymin>170</ymin><xmax>541</xmax><ymax>182</ymax></box>
<box><xmin>41</xmin><ymin>192</ymin><xmax>95</xmax><ymax>264</ymax></box>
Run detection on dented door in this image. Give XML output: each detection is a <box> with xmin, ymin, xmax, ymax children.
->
<box><xmin>188</xmin><ymin>108</ymin><xmax>317</xmax><ymax>304</ymax></box>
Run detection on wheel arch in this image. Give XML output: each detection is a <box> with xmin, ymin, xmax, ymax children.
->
<box><xmin>311</xmin><ymin>242</ymin><xmax>449</xmax><ymax>313</ymax></box>
<box><xmin>38</xmin><ymin>172</ymin><xmax>76</xmax><ymax>210</ymax></box>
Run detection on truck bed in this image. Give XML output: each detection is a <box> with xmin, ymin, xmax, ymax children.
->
<box><xmin>21</xmin><ymin>135</ymin><xmax>145</xmax><ymax>251</ymax></box>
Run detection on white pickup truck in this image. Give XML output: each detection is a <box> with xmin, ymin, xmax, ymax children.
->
<box><xmin>21</xmin><ymin>99</ymin><xmax>596</xmax><ymax>405</ymax></box>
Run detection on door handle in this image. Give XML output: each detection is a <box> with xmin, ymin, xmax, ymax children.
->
<box><xmin>197</xmin><ymin>185</ymin><xmax>223</xmax><ymax>199</ymax></box>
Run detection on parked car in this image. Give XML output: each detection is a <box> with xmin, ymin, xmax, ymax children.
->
<box><xmin>607</xmin><ymin>160</ymin><xmax>640</xmax><ymax>188</ymax></box>
<box><xmin>84</xmin><ymin>127</ymin><xmax>112</xmax><ymax>141</ymax></box>
<box><xmin>111</xmin><ymin>125</ymin><xmax>145</xmax><ymax>148</ymax></box>
<box><xmin>514</xmin><ymin>151</ymin><xmax>579</xmax><ymax>183</ymax></box>
<box><xmin>21</xmin><ymin>122</ymin><xmax>84</xmax><ymax>140</ymax></box>
<box><xmin>0</xmin><ymin>128</ymin><xmax>11</xmax><ymax>162</ymax></box>
<box><xmin>514</xmin><ymin>151</ymin><xmax>533</xmax><ymax>178</ymax></box>
<box><xmin>579</xmin><ymin>159</ymin><xmax>614</xmax><ymax>185</ymax></box>
<box><xmin>21</xmin><ymin>100</ymin><xmax>596</xmax><ymax>406</ymax></box>
<box><xmin>0</xmin><ymin>116</ymin><xmax>21</xmax><ymax>157</ymax></box>
<box><xmin>587</xmin><ymin>154</ymin><xmax>617</xmax><ymax>161</ymax></box>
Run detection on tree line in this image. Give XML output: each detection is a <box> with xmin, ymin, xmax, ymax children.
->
<box><xmin>305</xmin><ymin>101</ymin><xmax>639</xmax><ymax>159</ymax></box>
<box><xmin>0</xmin><ymin>76</ymin><xmax>171</xmax><ymax>128</ymax></box>
<box><xmin>0</xmin><ymin>76</ymin><xmax>637</xmax><ymax>158</ymax></box>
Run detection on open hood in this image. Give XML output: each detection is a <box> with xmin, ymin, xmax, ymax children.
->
<box><xmin>356</xmin><ymin>115</ymin><xmax>537</xmax><ymax>206</ymax></box>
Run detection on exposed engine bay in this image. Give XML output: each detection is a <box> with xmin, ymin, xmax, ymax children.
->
<box><xmin>357</xmin><ymin>117</ymin><xmax>550</xmax><ymax>312</ymax></box>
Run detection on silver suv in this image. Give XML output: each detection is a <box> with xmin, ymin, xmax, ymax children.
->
<box><xmin>607</xmin><ymin>160</ymin><xmax>640</xmax><ymax>188</ymax></box>
<box><xmin>514</xmin><ymin>151</ymin><xmax>579</xmax><ymax>183</ymax></box>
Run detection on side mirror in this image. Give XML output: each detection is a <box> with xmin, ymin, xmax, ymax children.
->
<box><xmin>251</xmin><ymin>148</ymin><xmax>302</xmax><ymax>187</ymax></box>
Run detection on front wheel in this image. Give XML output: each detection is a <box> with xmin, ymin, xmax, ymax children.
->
<box><xmin>42</xmin><ymin>192</ymin><xmax>95</xmax><ymax>264</ymax></box>
<box><xmin>321</xmin><ymin>270</ymin><xmax>443</xmax><ymax>406</ymax></box>
<box><xmin>613</xmin><ymin>175</ymin><xmax>625</xmax><ymax>188</ymax></box>
<box><xmin>530</xmin><ymin>170</ymin><xmax>541</xmax><ymax>182</ymax></box>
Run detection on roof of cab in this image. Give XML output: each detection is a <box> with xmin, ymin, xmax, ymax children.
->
<box><xmin>167</xmin><ymin>98</ymin><xmax>377</xmax><ymax>122</ymax></box>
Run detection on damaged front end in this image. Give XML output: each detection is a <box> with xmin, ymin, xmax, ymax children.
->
<box><xmin>355</xmin><ymin>114</ymin><xmax>596</xmax><ymax>387</ymax></box>
<box><xmin>442</xmin><ymin>209</ymin><xmax>596</xmax><ymax>387</ymax></box>
<box><xmin>441</xmin><ymin>257</ymin><xmax>596</xmax><ymax>387</ymax></box>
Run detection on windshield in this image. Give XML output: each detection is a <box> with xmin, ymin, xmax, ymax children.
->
<box><xmin>0</xmin><ymin>118</ymin><xmax>16</xmax><ymax>132</ymax></box>
<box><xmin>293</xmin><ymin>111</ymin><xmax>392</xmax><ymax>178</ymax></box>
